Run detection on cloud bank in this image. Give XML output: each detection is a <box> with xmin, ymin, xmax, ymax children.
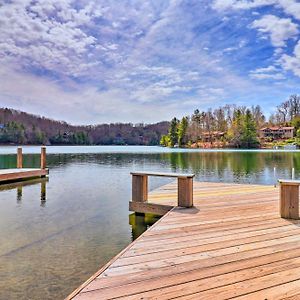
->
<box><xmin>0</xmin><ymin>0</ymin><xmax>299</xmax><ymax>124</ymax></box>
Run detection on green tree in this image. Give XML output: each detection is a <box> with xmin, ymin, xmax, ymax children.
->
<box><xmin>240</xmin><ymin>109</ymin><xmax>259</xmax><ymax>148</ymax></box>
<box><xmin>160</xmin><ymin>135</ymin><xmax>170</xmax><ymax>147</ymax></box>
<box><xmin>177</xmin><ymin>117</ymin><xmax>188</xmax><ymax>147</ymax></box>
<box><xmin>292</xmin><ymin>116</ymin><xmax>300</xmax><ymax>131</ymax></box>
<box><xmin>227</xmin><ymin>109</ymin><xmax>244</xmax><ymax>147</ymax></box>
<box><xmin>0</xmin><ymin>121</ymin><xmax>26</xmax><ymax>144</ymax></box>
<box><xmin>168</xmin><ymin>117</ymin><xmax>179</xmax><ymax>147</ymax></box>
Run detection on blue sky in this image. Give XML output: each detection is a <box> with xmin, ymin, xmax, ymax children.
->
<box><xmin>0</xmin><ymin>0</ymin><xmax>300</xmax><ymax>124</ymax></box>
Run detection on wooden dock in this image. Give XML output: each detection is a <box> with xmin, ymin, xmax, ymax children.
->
<box><xmin>68</xmin><ymin>178</ymin><xmax>300</xmax><ymax>299</ymax></box>
<box><xmin>0</xmin><ymin>147</ymin><xmax>48</xmax><ymax>184</ymax></box>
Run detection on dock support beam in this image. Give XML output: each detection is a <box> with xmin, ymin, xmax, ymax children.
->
<box><xmin>130</xmin><ymin>172</ymin><xmax>194</xmax><ymax>215</ymax></box>
<box><xmin>279</xmin><ymin>181</ymin><xmax>299</xmax><ymax>219</ymax></box>
<box><xmin>17</xmin><ymin>147</ymin><xmax>22</xmax><ymax>168</ymax></box>
<box><xmin>41</xmin><ymin>146</ymin><xmax>46</xmax><ymax>170</ymax></box>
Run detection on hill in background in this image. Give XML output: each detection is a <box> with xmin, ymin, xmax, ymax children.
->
<box><xmin>0</xmin><ymin>108</ymin><xmax>169</xmax><ymax>146</ymax></box>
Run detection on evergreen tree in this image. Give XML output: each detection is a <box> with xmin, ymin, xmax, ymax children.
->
<box><xmin>228</xmin><ymin>109</ymin><xmax>244</xmax><ymax>148</ymax></box>
<box><xmin>160</xmin><ymin>135</ymin><xmax>170</xmax><ymax>147</ymax></box>
<box><xmin>169</xmin><ymin>117</ymin><xmax>179</xmax><ymax>147</ymax></box>
<box><xmin>177</xmin><ymin>117</ymin><xmax>188</xmax><ymax>147</ymax></box>
<box><xmin>241</xmin><ymin>109</ymin><xmax>259</xmax><ymax>148</ymax></box>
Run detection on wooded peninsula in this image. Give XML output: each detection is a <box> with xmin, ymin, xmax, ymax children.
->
<box><xmin>161</xmin><ymin>94</ymin><xmax>300</xmax><ymax>149</ymax></box>
<box><xmin>1</xmin><ymin>94</ymin><xmax>300</xmax><ymax>149</ymax></box>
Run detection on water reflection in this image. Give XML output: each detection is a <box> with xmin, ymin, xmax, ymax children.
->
<box><xmin>0</xmin><ymin>178</ymin><xmax>48</xmax><ymax>205</ymax></box>
<box><xmin>129</xmin><ymin>213</ymin><xmax>160</xmax><ymax>240</ymax></box>
<box><xmin>1</xmin><ymin>151</ymin><xmax>299</xmax><ymax>184</ymax></box>
<box><xmin>1</xmin><ymin>148</ymin><xmax>300</xmax><ymax>300</ymax></box>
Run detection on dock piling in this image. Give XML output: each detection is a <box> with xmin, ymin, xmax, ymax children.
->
<box><xmin>132</xmin><ymin>174</ymin><xmax>148</xmax><ymax>203</ymax></box>
<box><xmin>278</xmin><ymin>180</ymin><xmax>300</xmax><ymax>219</ymax></box>
<box><xmin>17</xmin><ymin>147</ymin><xmax>22</xmax><ymax>168</ymax></box>
<box><xmin>41</xmin><ymin>146</ymin><xmax>46</xmax><ymax>169</ymax></box>
<box><xmin>178</xmin><ymin>177</ymin><xmax>193</xmax><ymax>207</ymax></box>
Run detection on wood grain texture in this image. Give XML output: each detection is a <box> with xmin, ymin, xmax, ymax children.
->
<box><xmin>132</xmin><ymin>175</ymin><xmax>148</xmax><ymax>203</ymax></box>
<box><xmin>178</xmin><ymin>177</ymin><xmax>193</xmax><ymax>207</ymax></box>
<box><xmin>40</xmin><ymin>146</ymin><xmax>47</xmax><ymax>169</ymax></box>
<box><xmin>129</xmin><ymin>201</ymin><xmax>173</xmax><ymax>215</ymax></box>
<box><xmin>68</xmin><ymin>181</ymin><xmax>300</xmax><ymax>300</ymax></box>
<box><xmin>0</xmin><ymin>168</ymin><xmax>49</xmax><ymax>183</ymax></box>
<box><xmin>280</xmin><ymin>183</ymin><xmax>299</xmax><ymax>219</ymax></box>
<box><xmin>131</xmin><ymin>171</ymin><xmax>194</xmax><ymax>178</ymax></box>
<box><xmin>17</xmin><ymin>147</ymin><xmax>22</xmax><ymax>168</ymax></box>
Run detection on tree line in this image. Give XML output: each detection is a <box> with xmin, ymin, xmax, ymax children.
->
<box><xmin>0</xmin><ymin>108</ymin><xmax>169</xmax><ymax>145</ymax></box>
<box><xmin>160</xmin><ymin>94</ymin><xmax>300</xmax><ymax>149</ymax></box>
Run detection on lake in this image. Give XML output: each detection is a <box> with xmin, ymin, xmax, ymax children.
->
<box><xmin>0</xmin><ymin>145</ymin><xmax>300</xmax><ymax>299</ymax></box>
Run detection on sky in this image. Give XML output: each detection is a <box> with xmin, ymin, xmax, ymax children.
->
<box><xmin>0</xmin><ymin>0</ymin><xmax>300</xmax><ymax>125</ymax></box>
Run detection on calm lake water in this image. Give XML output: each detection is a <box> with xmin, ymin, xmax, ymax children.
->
<box><xmin>1</xmin><ymin>145</ymin><xmax>300</xmax><ymax>299</ymax></box>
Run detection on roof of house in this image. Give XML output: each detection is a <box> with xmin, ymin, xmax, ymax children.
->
<box><xmin>202</xmin><ymin>131</ymin><xmax>225</xmax><ymax>136</ymax></box>
<box><xmin>260</xmin><ymin>126</ymin><xmax>294</xmax><ymax>131</ymax></box>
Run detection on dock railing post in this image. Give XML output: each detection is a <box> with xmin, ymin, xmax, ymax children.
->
<box><xmin>41</xmin><ymin>146</ymin><xmax>46</xmax><ymax>169</ymax></box>
<box><xmin>178</xmin><ymin>177</ymin><xmax>193</xmax><ymax>207</ymax></box>
<box><xmin>132</xmin><ymin>174</ymin><xmax>148</xmax><ymax>203</ymax></box>
<box><xmin>279</xmin><ymin>180</ymin><xmax>299</xmax><ymax>219</ymax></box>
<box><xmin>17</xmin><ymin>147</ymin><xmax>22</xmax><ymax>169</ymax></box>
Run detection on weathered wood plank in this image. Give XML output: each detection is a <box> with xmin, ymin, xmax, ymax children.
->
<box><xmin>17</xmin><ymin>147</ymin><xmax>22</xmax><ymax>168</ymax></box>
<box><xmin>41</xmin><ymin>146</ymin><xmax>47</xmax><ymax>169</ymax></box>
<box><xmin>0</xmin><ymin>168</ymin><xmax>49</xmax><ymax>183</ymax></box>
<box><xmin>132</xmin><ymin>175</ymin><xmax>148</xmax><ymax>203</ymax></box>
<box><xmin>131</xmin><ymin>171</ymin><xmax>194</xmax><ymax>178</ymax></box>
<box><xmin>178</xmin><ymin>177</ymin><xmax>193</xmax><ymax>207</ymax></box>
<box><xmin>68</xmin><ymin>181</ymin><xmax>300</xmax><ymax>300</ymax></box>
<box><xmin>129</xmin><ymin>201</ymin><xmax>173</xmax><ymax>215</ymax></box>
<box><xmin>280</xmin><ymin>183</ymin><xmax>299</xmax><ymax>219</ymax></box>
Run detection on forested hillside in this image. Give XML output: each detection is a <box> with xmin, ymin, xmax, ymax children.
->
<box><xmin>0</xmin><ymin>108</ymin><xmax>169</xmax><ymax>145</ymax></box>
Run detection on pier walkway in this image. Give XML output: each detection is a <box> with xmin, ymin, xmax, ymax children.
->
<box><xmin>0</xmin><ymin>147</ymin><xmax>48</xmax><ymax>184</ymax></box>
<box><xmin>68</xmin><ymin>181</ymin><xmax>300</xmax><ymax>299</ymax></box>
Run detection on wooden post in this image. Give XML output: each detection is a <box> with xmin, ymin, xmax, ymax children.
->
<box><xmin>280</xmin><ymin>182</ymin><xmax>299</xmax><ymax>219</ymax></box>
<box><xmin>132</xmin><ymin>175</ymin><xmax>148</xmax><ymax>203</ymax></box>
<box><xmin>17</xmin><ymin>147</ymin><xmax>22</xmax><ymax>168</ymax></box>
<box><xmin>41</xmin><ymin>146</ymin><xmax>46</xmax><ymax>169</ymax></box>
<box><xmin>178</xmin><ymin>177</ymin><xmax>193</xmax><ymax>207</ymax></box>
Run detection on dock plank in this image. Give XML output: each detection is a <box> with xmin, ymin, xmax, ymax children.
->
<box><xmin>0</xmin><ymin>168</ymin><xmax>48</xmax><ymax>183</ymax></box>
<box><xmin>68</xmin><ymin>181</ymin><xmax>300</xmax><ymax>300</ymax></box>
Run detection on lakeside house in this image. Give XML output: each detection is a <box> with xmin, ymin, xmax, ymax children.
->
<box><xmin>201</xmin><ymin>131</ymin><xmax>225</xmax><ymax>142</ymax></box>
<box><xmin>259</xmin><ymin>126</ymin><xmax>294</xmax><ymax>139</ymax></box>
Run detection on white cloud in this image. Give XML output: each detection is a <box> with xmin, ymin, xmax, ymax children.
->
<box><xmin>249</xmin><ymin>65</ymin><xmax>285</xmax><ymax>79</ymax></box>
<box><xmin>280</xmin><ymin>41</ymin><xmax>300</xmax><ymax>77</ymax></box>
<box><xmin>0</xmin><ymin>64</ymin><xmax>190</xmax><ymax>124</ymax></box>
<box><xmin>0</xmin><ymin>0</ymin><xmax>298</xmax><ymax>123</ymax></box>
<box><xmin>212</xmin><ymin>0</ymin><xmax>277</xmax><ymax>11</ymax></box>
<box><xmin>0</xmin><ymin>0</ymin><xmax>105</xmax><ymax>77</ymax></box>
<box><xmin>251</xmin><ymin>15</ymin><xmax>298</xmax><ymax>47</ymax></box>
<box><xmin>278</xmin><ymin>0</ymin><xmax>300</xmax><ymax>21</ymax></box>
<box><xmin>212</xmin><ymin>0</ymin><xmax>300</xmax><ymax>20</ymax></box>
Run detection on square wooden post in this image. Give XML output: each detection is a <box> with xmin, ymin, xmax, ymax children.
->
<box><xmin>280</xmin><ymin>182</ymin><xmax>299</xmax><ymax>219</ymax></box>
<box><xmin>178</xmin><ymin>177</ymin><xmax>193</xmax><ymax>207</ymax></box>
<box><xmin>41</xmin><ymin>146</ymin><xmax>46</xmax><ymax>169</ymax></box>
<box><xmin>132</xmin><ymin>175</ymin><xmax>148</xmax><ymax>203</ymax></box>
<box><xmin>17</xmin><ymin>147</ymin><xmax>22</xmax><ymax>168</ymax></box>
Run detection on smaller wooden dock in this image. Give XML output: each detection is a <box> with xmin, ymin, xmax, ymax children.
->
<box><xmin>68</xmin><ymin>173</ymin><xmax>300</xmax><ymax>300</ymax></box>
<box><xmin>0</xmin><ymin>147</ymin><xmax>48</xmax><ymax>184</ymax></box>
